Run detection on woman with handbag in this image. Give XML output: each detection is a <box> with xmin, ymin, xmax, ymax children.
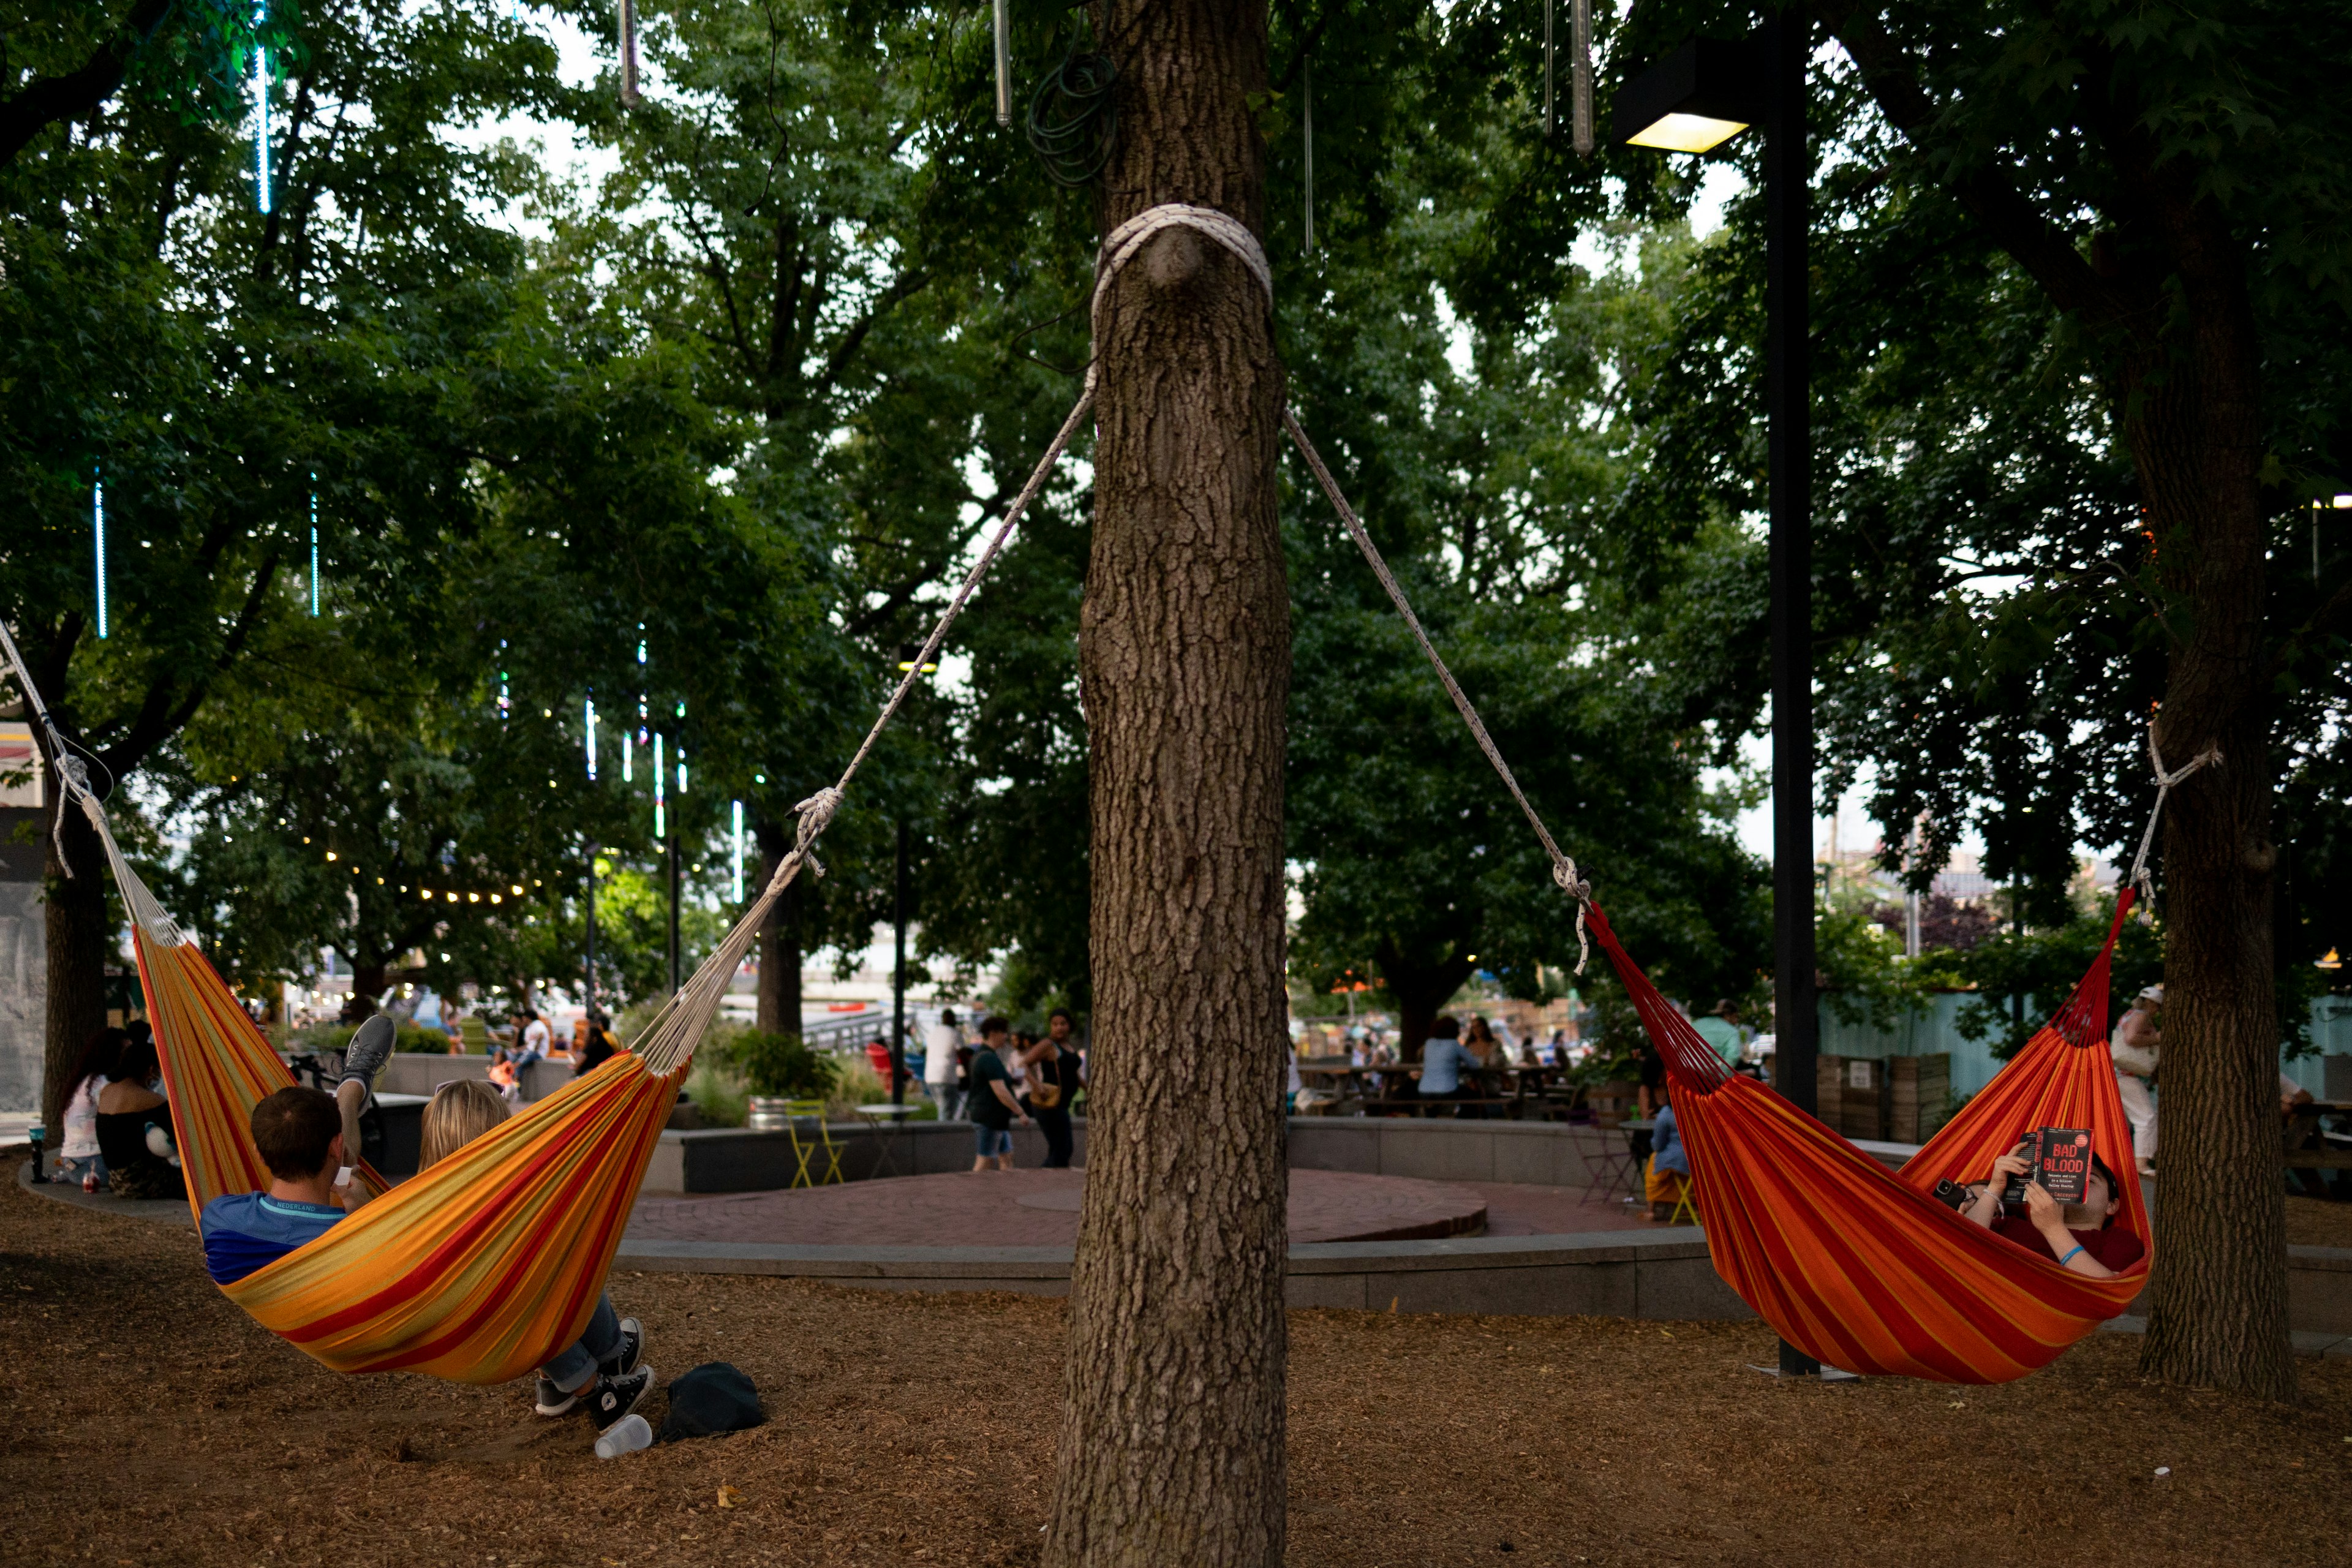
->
<box><xmin>1022</xmin><ymin>1020</ymin><xmax>1081</xmax><ymax>1169</ymax></box>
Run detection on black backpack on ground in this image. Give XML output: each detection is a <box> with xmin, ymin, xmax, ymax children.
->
<box><xmin>659</xmin><ymin>1362</ymin><xmax>765</xmax><ymax>1442</ymax></box>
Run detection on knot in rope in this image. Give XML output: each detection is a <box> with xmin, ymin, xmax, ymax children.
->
<box><xmin>2127</xmin><ymin>723</ymin><xmax>2221</xmax><ymax>924</ymax></box>
<box><xmin>1091</xmin><ymin>204</ymin><xmax>1273</xmax><ymax>356</ymax></box>
<box><xmin>1550</xmin><ymin>856</ymin><xmax>1595</xmax><ymax>975</ymax></box>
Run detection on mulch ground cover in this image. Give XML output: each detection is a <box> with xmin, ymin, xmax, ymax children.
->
<box><xmin>5</xmin><ymin>1149</ymin><xmax>2349</xmax><ymax>1567</ymax></box>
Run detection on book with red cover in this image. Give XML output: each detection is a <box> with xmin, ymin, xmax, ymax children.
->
<box><xmin>2002</xmin><ymin>1126</ymin><xmax>2094</xmax><ymax>1205</ymax></box>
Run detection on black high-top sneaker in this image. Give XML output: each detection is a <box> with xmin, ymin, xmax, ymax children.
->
<box><xmin>598</xmin><ymin>1317</ymin><xmax>643</xmax><ymax>1379</ymax></box>
<box><xmin>587</xmin><ymin>1366</ymin><xmax>655</xmax><ymax>1433</ymax></box>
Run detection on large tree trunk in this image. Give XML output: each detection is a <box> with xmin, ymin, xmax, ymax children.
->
<box><xmin>1373</xmin><ymin>943</ymin><xmax>1477</xmax><ymax>1063</ymax></box>
<box><xmin>1045</xmin><ymin>4</ymin><xmax>1289</xmax><ymax>1562</ymax></box>
<box><xmin>341</xmin><ymin>960</ymin><xmax>388</xmax><ymax>1023</ymax></box>
<box><xmin>41</xmin><ymin>796</ymin><xmax>108</xmax><ymax>1144</ymax></box>
<box><xmin>754</xmin><ymin>824</ymin><xmax>802</xmax><ymax>1036</ymax></box>
<box><xmin>2125</xmin><ymin>251</ymin><xmax>2295</xmax><ymax>1401</ymax></box>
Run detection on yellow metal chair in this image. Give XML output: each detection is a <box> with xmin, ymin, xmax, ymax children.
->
<box><xmin>785</xmin><ymin>1100</ymin><xmax>845</xmax><ymax>1188</ymax></box>
<box><xmin>1666</xmin><ymin>1170</ymin><xmax>1700</xmax><ymax>1227</ymax></box>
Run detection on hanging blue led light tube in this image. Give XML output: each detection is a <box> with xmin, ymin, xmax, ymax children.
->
<box><xmin>731</xmin><ymin>800</ymin><xmax>744</xmax><ymax>902</ymax></box>
<box><xmin>652</xmin><ymin>733</ymin><xmax>666</xmax><ymax>839</ymax></box>
<box><xmin>92</xmin><ymin>469</ymin><xmax>108</xmax><ymax>639</ymax></box>
<box><xmin>252</xmin><ymin>3</ymin><xmax>272</xmax><ymax>214</ymax></box>
<box><xmin>585</xmin><ymin>696</ymin><xmax>598</xmax><ymax>780</ymax></box>
<box><xmin>308</xmin><ymin>481</ymin><xmax>319</xmax><ymax>616</ymax></box>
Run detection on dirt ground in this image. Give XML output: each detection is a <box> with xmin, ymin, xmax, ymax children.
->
<box><xmin>5</xmin><ymin>1152</ymin><xmax>2349</xmax><ymax>1568</ymax></box>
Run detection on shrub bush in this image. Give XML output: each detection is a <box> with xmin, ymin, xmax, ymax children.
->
<box><xmin>723</xmin><ymin>1030</ymin><xmax>839</xmax><ymax>1099</ymax></box>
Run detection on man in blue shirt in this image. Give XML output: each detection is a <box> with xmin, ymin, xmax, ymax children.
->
<box><xmin>202</xmin><ymin>1014</ymin><xmax>400</xmax><ymax>1282</ymax></box>
<box><xmin>1417</xmin><ymin>1016</ymin><xmax>1484</xmax><ymax>1118</ymax></box>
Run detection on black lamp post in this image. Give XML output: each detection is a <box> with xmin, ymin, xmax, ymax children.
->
<box><xmin>890</xmin><ymin>643</ymin><xmax>939</xmax><ymax>1106</ymax></box>
<box><xmin>1618</xmin><ymin>6</ymin><xmax>1819</xmax><ymax>1378</ymax></box>
<box><xmin>585</xmin><ymin>840</ymin><xmax>598</xmax><ymax>1020</ymax></box>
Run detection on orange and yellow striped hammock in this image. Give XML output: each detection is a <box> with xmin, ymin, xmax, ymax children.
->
<box><xmin>91</xmin><ymin>799</ymin><xmax>790</xmax><ymax>1385</ymax></box>
<box><xmin>1586</xmin><ymin>892</ymin><xmax>2150</xmax><ymax>1383</ymax></box>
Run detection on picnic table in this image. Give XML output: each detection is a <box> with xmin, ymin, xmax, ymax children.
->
<box><xmin>1297</xmin><ymin>1059</ymin><xmax>1575</xmax><ymax>1118</ymax></box>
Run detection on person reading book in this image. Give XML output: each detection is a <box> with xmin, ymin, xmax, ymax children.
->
<box><xmin>1958</xmin><ymin>1137</ymin><xmax>2143</xmax><ymax>1276</ymax></box>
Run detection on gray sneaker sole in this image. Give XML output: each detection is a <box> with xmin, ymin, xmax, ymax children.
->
<box><xmin>342</xmin><ymin>1014</ymin><xmax>396</xmax><ymax>1083</ymax></box>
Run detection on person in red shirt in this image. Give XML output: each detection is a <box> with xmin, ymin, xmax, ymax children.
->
<box><xmin>1958</xmin><ymin>1141</ymin><xmax>2144</xmax><ymax>1277</ymax></box>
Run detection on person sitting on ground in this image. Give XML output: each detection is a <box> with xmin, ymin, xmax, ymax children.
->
<box><xmin>95</xmin><ymin>1036</ymin><xmax>186</xmax><ymax>1200</ymax></box>
<box><xmin>411</xmin><ymin>1080</ymin><xmax>654</xmax><ymax>1433</ymax></box>
<box><xmin>1646</xmin><ymin>1090</ymin><xmax>1693</xmax><ymax>1221</ymax></box>
<box><xmin>1416</xmin><ymin>1016</ymin><xmax>1483</xmax><ymax>1117</ymax></box>
<box><xmin>58</xmin><ymin>1026</ymin><xmax>124</xmax><ymax>1188</ymax></box>
<box><xmin>966</xmin><ymin>1016</ymin><xmax>1030</xmax><ymax>1171</ymax></box>
<box><xmin>1958</xmin><ymin>1140</ymin><xmax>2144</xmax><ymax>1276</ymax></box>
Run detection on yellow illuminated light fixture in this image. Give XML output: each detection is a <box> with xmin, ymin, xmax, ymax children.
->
<box><xmin>1627</xmin><ymin>111</ymin><xmax>1750</xmax><ymax>153</ymax></box>
<box><xmin>1613</xmin><ymin>36</ymin><xmax>1763</xmax><ymax>156</ymax></box>
<box><xmin>897</xmin><ymin>641</ymin><xmax>940</xmax><ymax>675</ymax></box>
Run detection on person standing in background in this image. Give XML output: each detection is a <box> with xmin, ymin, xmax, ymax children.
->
<box><xmin>924</xmin><ymin>1008</ymin><xmax>964</xmax><ymax>1120</ymax></box>
<box><xmin>1690</xmin><ymin>1000</ymin><xmax>1744</xmax><ymax>1070</ymax></box>
<box><xmin>1022</xmin><ymin>1025</ymin><xmax>1080</xmax><ymax>1168</ymax></box>
<box><xmin>2111</xmin><ymin>984</ymin><xmax>2162</xmax><ymax>1177</ymax></box>
<box><xmin>966</xmin><ymin>1016</ymin><xmax>1029</xmax><ymax>1170</ymax></box>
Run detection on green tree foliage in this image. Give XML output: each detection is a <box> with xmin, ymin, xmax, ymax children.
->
<box><xmin>1616</xmin><ymin>0</ymin><xmax>2352</xmax><ymax>979</ymax></box>
<box><xmin>1265</xmin><ymin>9</ymin><xmax>1770</xmax><ymax>1051</ymax></box>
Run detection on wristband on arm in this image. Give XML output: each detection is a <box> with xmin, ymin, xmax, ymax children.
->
<box><xmin>2057</xmin><ymin>1245</ymin><xmax>2084</xmax><ymax>1266</ymax></box>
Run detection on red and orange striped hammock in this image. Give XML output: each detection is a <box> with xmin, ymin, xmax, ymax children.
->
<box><xmin>88</xmin><ymin>797</ymin><xmax>783</xmax><ymax>1385</ymax></box>
<box><xmin>1588</xmin><ymin>891</ymin><xmax>2150</xmax><ymax>1383</ymax></box>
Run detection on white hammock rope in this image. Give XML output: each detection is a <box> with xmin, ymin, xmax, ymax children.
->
<box><xmin>2127</xmin><ymin>722</ymin><xmax>2220</xmax><ymax>927</ymax></box>
<box><xmin>1280</xmin><ymin>406</ymin><xmax>1597</xmax><ymax>973</ymax></box>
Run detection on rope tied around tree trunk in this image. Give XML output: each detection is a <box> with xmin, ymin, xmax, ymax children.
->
<box><xmin>1280</xmin><ymin>407</ymin><xmax>1598</xmax><ymax>973</ymax></box>
<box><xmin>1091</xmin><ymin>203</ymin><xmax>1274</xmax><ymax>349</ymax></box>
<box><xmin>2127</xmin><ymin>721</ymin><xmax>2221</xmax><ymax>925</ymax></box>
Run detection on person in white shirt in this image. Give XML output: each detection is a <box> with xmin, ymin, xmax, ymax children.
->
<box><xmin>57</xmin><ymin>1027</ymin><xmax>123</xmax><ymax>1186</ymax></box>
<box><xmin>2110</xmin><ymin>984</ymin><xmax>2162</xmax><ymax>1175</ymax></box>
<box><xmin>923</xmin><ymin>1008</ymin><xmax>963</xmax><ymax>1120</ymax></box>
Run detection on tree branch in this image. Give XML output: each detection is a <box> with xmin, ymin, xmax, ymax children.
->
<box><xmin>1816</xmin><ymin>4</ymin><xmax>2141</xmax><ymax>334</ymax></box>
<box><xmin>0</xmin><ymin>0</ymin><xmax>175</xmax><ymax>171</ymax></box>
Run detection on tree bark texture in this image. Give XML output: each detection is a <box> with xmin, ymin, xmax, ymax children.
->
<box><xmin>2124</xmin><ymin>238</ymin><xmax>2294</xmax><ymax>1402</ymax></box>
<box><xmin>754</xmin><ymin>825</ymin><xmax>803</xmax><ymax>1037</ymax></box>
<box><xmin>40</xmin><ymin>795</ymin><xmax>108</xmax><ymax>1144</ymax></box>
<box><xmin>1046</xmin><ymin>4</ymin><xmax>1289</xmax><ymax>1564</ymax></box>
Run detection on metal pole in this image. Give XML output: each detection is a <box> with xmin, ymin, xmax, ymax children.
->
<box><xmin>892</xmin><ymin>819</ymin><xmax>910</xmax><ymax>1104</ymax></box>
<box><xmin>1765</xmin><ymin>4</ymin><xmax>1820</xmax><ymax>1381</ymax></box>
<box><xmin>1302</xmin><ymin>56</ymin><xmax>1314</xmax><ymax>254</ymax></box>
<box><xmin>586</xmin><ymin>840</ymin><xmax>598</xmax><ymax>1018</ymax></box>
<box><xmin>992</xmin><ymin>0</ymin><xmax>1011</xmax><ymax>127</ymax></box>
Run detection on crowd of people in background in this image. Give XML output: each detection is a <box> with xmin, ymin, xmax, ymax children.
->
<box><xmin>913</xmin><ymin>1007</ymin><xmax>1088</xmax><ymax>1169</ymax></box>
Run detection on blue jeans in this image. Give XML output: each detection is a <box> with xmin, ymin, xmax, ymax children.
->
<box><xmin>541</xmin><ymin>1292</ymin><xmax>622</xmax><ymax>1394</ymax></box>
<box><xmin>973</xmin><ymin>1126</ymin><xmax>1013</xmax><ymax>1158</ymax></box>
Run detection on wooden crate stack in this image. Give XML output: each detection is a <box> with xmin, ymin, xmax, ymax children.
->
<box><xmin>1887</xmin><ymin>1054</ymin><xmax>1952</xmax><ymax>1144</ymax></box>
<box><xmin>1815</xmin><ymin>1055</ymin><xmax>1887</xmax><ymax>1141</ymax></box>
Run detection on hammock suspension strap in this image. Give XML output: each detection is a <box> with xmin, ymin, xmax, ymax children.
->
<box><xmin>2126</xmin><ymin>720</ymin><xmax>2220</xmax><ymax>925</ymax></box>
<box><xmin>1280</xmin><ymin>408</ymin><xmax>1596</xmax><ymax>973</ymax></box>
